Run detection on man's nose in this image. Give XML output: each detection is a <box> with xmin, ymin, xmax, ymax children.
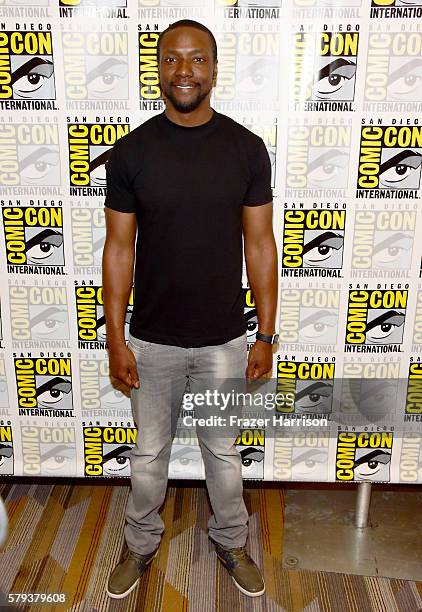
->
<box><xmin>175</xmin><ymin>58</ymin><xmax>193</xmax><ymax>76</ymax></box>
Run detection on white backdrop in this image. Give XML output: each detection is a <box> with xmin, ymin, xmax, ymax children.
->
<box><xmin>0</xmin><ymin>0</ymin><xmax>422</xmax><ymax>482</ymax></box>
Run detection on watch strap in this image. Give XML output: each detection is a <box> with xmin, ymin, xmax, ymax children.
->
<box><xmin>256</xmin><ymin>332</ymin><xmax>279</xmax><ymax>344</ymax></box>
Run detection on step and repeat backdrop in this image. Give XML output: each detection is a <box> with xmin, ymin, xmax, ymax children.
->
<box><xmin>0</xmin><ymin>0</ymin><xmax>422</xmax><ymax>481</ymax></box>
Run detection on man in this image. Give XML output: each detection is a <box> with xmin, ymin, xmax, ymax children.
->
<box><xmin>103</xmin><ymin>19</ymin><xmax>278</xmax><ymax>599</ymax></box>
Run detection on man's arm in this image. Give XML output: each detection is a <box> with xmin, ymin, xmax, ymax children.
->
<box><xmin>102</xmin><ymin>208</ymin><xmax>140</xmax><ymax>388</ymax></box>
<box><xmin>243</xmin><ymin>202</ymin><xmax>278</xmax><ymax>380</ymax></box>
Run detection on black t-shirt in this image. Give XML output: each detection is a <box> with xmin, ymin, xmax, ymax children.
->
<box><xmin>104</xmin><ymin>110</ymin><xmax>272</xmax><ymax>348</ymax></box>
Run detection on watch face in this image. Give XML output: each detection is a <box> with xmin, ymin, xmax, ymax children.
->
<box><xmin>273</xmin><ymin>334</ymin><xmax>279</xmax><ymax>344</ymax></box>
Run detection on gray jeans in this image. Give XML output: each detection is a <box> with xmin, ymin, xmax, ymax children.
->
<box><xmin>124</xmin><ymin>332</ymin><xmax>249</xmax><ymax>554</ymax></box>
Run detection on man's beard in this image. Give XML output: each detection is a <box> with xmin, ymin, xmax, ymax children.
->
<box><xmin>162</xmin><ymin>82</ymin><xmax>212</xmax><ymax>113</ymax></box>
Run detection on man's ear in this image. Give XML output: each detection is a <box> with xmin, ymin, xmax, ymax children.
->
<box><xmin>212</xmin><ymin>59</ymin><xmax>218</xmax><ymax>87</ymax></box>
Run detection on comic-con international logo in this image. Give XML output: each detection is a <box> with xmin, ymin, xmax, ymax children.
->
<box><xmin>9</xmin><ymin>282</ymin><xmax>69</xmax><ymax>349</ymax></box>
<box><xmin>371</xmin><ymin>0</ymin><xmax>422</xmax><ymax>19</ymax></box>
<box><xmin>0</xmin><ymin>29</ymin><xmax>56</xmax><ymax>111</ymax></box>
<box><xmin>83</xmin><ymin>425</ymin><xmax>136</xmax><ymax>476</ymax></box>
<box><xmin>281</xmin><ymin>209</ymin><xmax>345</xmax><ymax>278</ymax></box>
<box><xmin>405</xmin><ymin>361</ymin><xmax>422</xmax><ymax>422</ymax></box>
<box><xmin>285</xmin><ymin>121</ymin><xmax>352</xmax><ymax>197</ymax></box>
<box><xmin>137</xmin><ymin>0</ymin><xmax>208</xmax><ymax>20</ymax></box>
<box><xmin>364</xmin><ymin>30</ymin><xmax>422</xmax><ymax>111</ymax></box>
<box><xmin>278</xmin><ymin>287</ymin><xmax>340</xmax><ymax>351</ymax></box>
<box><xmin>293</xmin><ymin>0</ymin><xmax>362</xmax><ymax>19</ymax></box>
<box><xmin>214</xmin><ymin>32</ymin><xmax>279</xmax><ymax>111</ymax></box>
<box><xmin>235</xmin><ymin>429</ymin><xmax>264</xmax><ymax>479</ymax></box>
<box><xmin>412</xmin><ymin>289</ymin><xmax>422</xmax><ymax>352</ymax></box>
<box><xmin>21</xmin><ymin>425</ymin><xmax>76</xmax><ymax>476</ymax></box>
<box><xmin>276</xmin><ymin>358</ymin><xmax>335</xmax><ymax>417</ymax></box>
<box><xmin>243</xmin><ymin>287</ymin><xmax>257</xmax><ymax>346</ymax></box>
<box><xmin>291</xmin><ymin>28</ymin><xmax>359</xmax><ymax>111</ymax></box>
<box><xmin>80</xmin><ymin>356</ymin><xmax>131</xmax><ymax>418</ymax></box>
<box><xmin>138</xmin><ymin>28</ymin><xmax>164</xmax><ymax>112</ymax></box>
<box><xmin>351</xmin><ymin>209</ymin><xmax>416</xmax><ymax>278</ymax></box>
<box><xmin>0</xmin><ymin>425</ymin><xmax>13</xmax><ymax>475</ymax></box>
<box><xmin>215</xmin><ymin>0</ymin><xmax>280</xmax><ymax>19</ymax></box>
<box><xmin>345</xmin><ymin>288</ymin><xmax>408</xmax><ymax>352</ymax></box>
<box><xmin>59</xmin><ymin>0</ymin><xmax>128</xmax><ymax>19</ymax></box>
<box><xmin>14</xmin><ymin>356</ymin><xmax>74</xmax><ymax>417</ymax></box>
<box><xmin>71</xmin><ymin>205</ymin><xmax>105</xmax><ymax>274</ymax></box>
<box><xmin>399</xmin><ymin>432</ymin><xmax>422</xmax><ymax>482</ymax></box>
<box><xmin>67</xmin><ymin>120</ymin><xmax>129</xmax><ymax>196</ymax></box>
<box><xmin>62</xmin><ymin>32</ymin><xmax>128</xmax><ymax>108</ymax></box>
<box><xmin>273</xmin><ymin>431</ymin><xmax>329</xmax><ymax>482</ymax></box>
<box><xmin>169</xmin><ymin>427</ymin><xmax>203</xmax><ymax>479</ymax></box>
<box><xmin>2</xmin><ymin>204</ymin><xmax>65</xmax><ymax>274</ymax></box>
<box><xmin>357</xmin><ymin>124</ymin><xmax>422</xmax><ymax>198</ymax></box>
<box><xmin>0</xmin><ymin>122</ymin><xmax>60</xmax><ymax>193</ymax></box>
<box><xmin>336</xmin><ymin>431</ymin><xmax>393</xmax><ymax>482</ymax></box>
<box><xmin>75</xmin><ymin>284</ymin><xmax>133</xmax><ymax>349</ymax></box>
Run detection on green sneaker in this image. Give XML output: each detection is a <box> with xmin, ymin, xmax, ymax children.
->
<box><xmin>106</xmin><ymin>547</ymin><xmax>158</xmax><ymax>599</ymax></box>
<box><xmin>215</xmin><ymin>543</ymin><xmax>265</xmax><ymax>597</ymax></box>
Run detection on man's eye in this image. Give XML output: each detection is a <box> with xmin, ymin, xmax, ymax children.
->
<box><xmin>193</xmin><ymin>57</ymin><xmax>205</xmax><ymax>62</ymax></box>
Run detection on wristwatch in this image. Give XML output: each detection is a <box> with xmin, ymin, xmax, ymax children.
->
<box><xmin>256</xmin><ymin>332</ymin><xmax>279</xmax><ymax>344</ymax></box>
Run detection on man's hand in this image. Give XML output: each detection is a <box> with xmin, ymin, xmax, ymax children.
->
<box><xmin>246</xmin><ymin>340</ymin><xmax>273</xmax><ymax>380</ymax></box>
<box><xmin>108</xmin><ymin>343</ymin><xmax>140</xmax><ymax>389</ymax></box>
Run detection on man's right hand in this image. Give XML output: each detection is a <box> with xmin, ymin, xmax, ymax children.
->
<box><xmin>108</xmin><ymin>343</ymin><xmax>140</xmax><ymax>389</ymax></box>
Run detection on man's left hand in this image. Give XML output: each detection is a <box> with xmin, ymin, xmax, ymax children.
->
<box><xmin>246</xmin><ymin>340</ymin><xmax>273</xmax><ymax>380</ymax></box>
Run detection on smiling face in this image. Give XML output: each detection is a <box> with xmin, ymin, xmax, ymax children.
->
<box><xmin>159</xmin><ymin>26</ymin><xmax>217</xmax><ymax>115</ymax></box>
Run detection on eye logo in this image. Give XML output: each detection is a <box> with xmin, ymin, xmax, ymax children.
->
<box><xmin>352</xmin><ymin>211</ymin><xmax>416</xmax><ymax>271</ymax></box>
<box><xmin>83</xmin><ymin>426</ymin><xmax>136</xmax><ymax>477</ymax></box>
<box><xmin>243</xmin><ymin>287</ymin><xmax>257</xmax><ymax>344</ymax></box>
<box><xmin>357</xmin><ymin>125</ymin><xmax>422</xmax><ymax>197</ymax></box>
<box><xmin>281</xmin><ymin>210</ymin><xmax>345</xmax><ymax>276</ymax></box>
<box><xmin>336</xmin><ymin>431</ymin><xmax>393</xmax><ymax>482</ymax></box>
<box><xmin>67</xmin><ymin>123</ymin><xmax>129</xmax><ymax>196</ymax></box>
<box><xmin>235</xmin><ymin>429</ymin><xmax>265</xmax><ymax>479</ymax></box>
<box><xmin>0</xmin><ymin>31</ymin><xmax>56</xmax><ymax>106</ymax></box>
<box><xmin>75</xmin><ymin>285</ymin><xmax>133</xmax><ymax>348</ymax></box>
<box><xmin>0</xmin><ymin>443</ymin><xmax>13</xmax><ymax>475</ymax></box>
<box><xmin>365</xmin><ymin>33</ymin><xmax>422</xmax><ymax>105</ymax></box>
<box><xmin>9</xmin><ymin>285</ymin><xmax>69</xmax><ymax>345</ymax></box>
<box><xmin>63</xmin><ymin>32</ymin><xmax>128</xmax><ymax>102</ymax></box>
<box><xmin>0</xmin><ymin>124</ymin><xmax>61</xmax><ymax>188</ymax></box>
<box><xmin>2</xmin><ymin>206</ymin><xmax>65</xmax><ymax>272</ymax></box>
<box><xmin>71</xmin><ymin>207</ymin><xmax>105</xmax><ymax>270</ymax></box>
<box><xmin>285</xmin><ymin>124</ymin><xmax>351</xmax><ymax>195</ymax></box>
<box><xmin>291</xmin><ymin>31</ymin><xmax>358</xmax><ymax>111</ymax></box>
<box><xmin>214</xmin><ymin>33</ymin><xmax>279</xmax><ymax>105</ymax></box>
<box><xmin>14</xmin><ymin>357</ymin><xmax>74</xmax><ymax>417</ymax></box>
<box><xmin>345</xmin><ymin>289</ymin><xmax>407</xmax><ymax>349</ymax></box>
<box><xmin>276</xmin><ymin>360</ymin><xmax>335</xmax><ymax>416</ymax></box>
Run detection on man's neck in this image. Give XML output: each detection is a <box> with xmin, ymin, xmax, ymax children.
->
<box><xmin>164</xmin><ymin>105</ymin><xmax>214</xmax><ymax>128</ymax></box>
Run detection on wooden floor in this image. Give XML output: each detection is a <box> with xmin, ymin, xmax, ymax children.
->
<box><xmin>0</xmin><ymin>480</ymin><xmax>421</xmax><ymax>612</ymax></box>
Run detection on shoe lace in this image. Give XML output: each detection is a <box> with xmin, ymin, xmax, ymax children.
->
<box><xmin>221</xmin><ymin>547</ymin><xmax>253</xmax><ymax>567</ymax></box>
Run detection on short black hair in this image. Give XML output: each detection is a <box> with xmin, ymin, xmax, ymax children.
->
<box><xmin>157</xmin><ymin>20</ymin><xmax>218</xmax><ymax>63</ymax></box>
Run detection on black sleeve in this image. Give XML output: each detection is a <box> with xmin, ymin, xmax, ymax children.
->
<box><xmin>104</xmin><ymin>142</ymin><xmax>137</xmax><ymax>213</ymax></box>
<box><xmin>242</xmin><ymin>139</ymin><xmax>273</xmax><ymax>206</ymax></box>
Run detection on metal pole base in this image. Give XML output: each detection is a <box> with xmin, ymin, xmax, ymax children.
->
<box><xmin>282</xmin><ymin>487</ymin><xmax>422</xmax><ymax>579</ymax></box>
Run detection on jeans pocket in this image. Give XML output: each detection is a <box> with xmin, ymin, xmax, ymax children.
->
<box><xmin>128</xmin><ymin>334</ymin><xmax>153</xmax><ymax>351</ymax></box>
